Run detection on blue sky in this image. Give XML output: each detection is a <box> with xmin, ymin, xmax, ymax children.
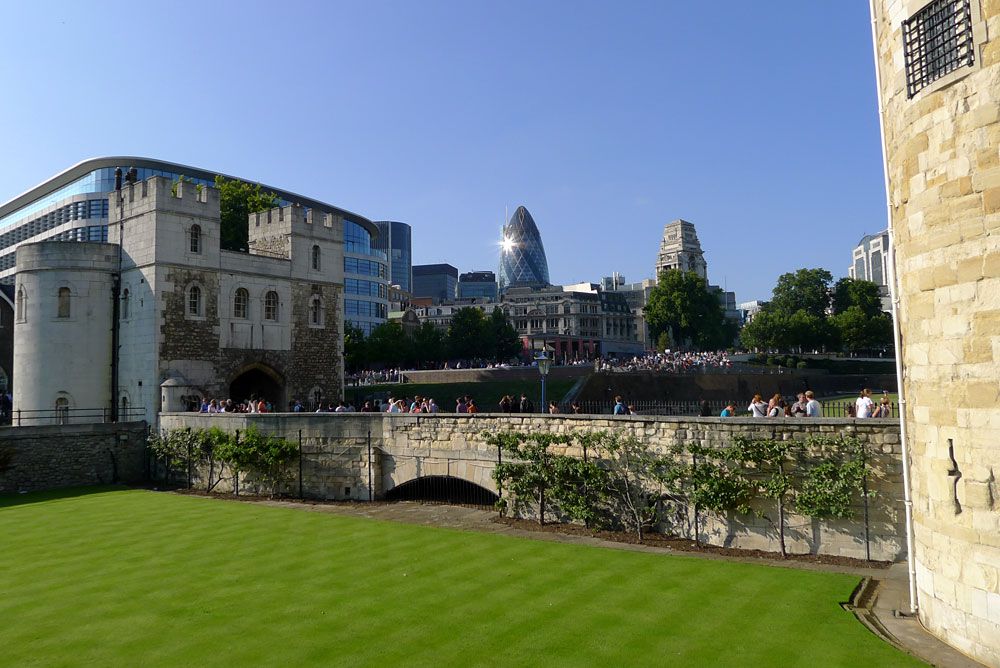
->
<box><xmin>0</xmin><ymin>2</ymin><xmax>885</xmax><ymax>302</ymax></box>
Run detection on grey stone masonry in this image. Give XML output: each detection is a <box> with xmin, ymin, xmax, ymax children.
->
<box><xmin>0</xmin><ymin>421</ymin><xmax>148</xmax><ymax>493</ymax></box>
<box><xmin>159</xmin><ymin>413</ymin><xmax>904</xmax><ymax>560</ymax></box>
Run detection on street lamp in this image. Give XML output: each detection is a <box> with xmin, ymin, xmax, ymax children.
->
<box><xmin>534</xmin><ymin>350</ymin><xmax>552</xmax><ymax>413</ymax></box>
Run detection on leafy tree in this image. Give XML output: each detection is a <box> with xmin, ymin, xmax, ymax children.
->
<box><xmin>343</xmin><ymin>322</ymin><xmax>368</xmax><ymax>373</ymax></box>
<box><xmin>785</xmin><ymin>309</ymin><xmax>836</xmax><ymax>353</ymax></box>
<box><xmin>727</xmin><ymin>436</ymin><xmax>795</xmax><ymax>558</ymax></box>
<box><xmin>829</xmin><ymin>307</ymin><xmax>893</xmax><ymax>354</ymax></box>
<box><xmin>367</xmin><ymin>321</ymin><xmax>410</xmax><ymax>367</ymax></box>
<box><xmin>447</xmin><ymin>307</ymin><xmax>488</xmax><ymax>360</ymax></box>
<box><xmin>643</xmin><ymin>270</ymin><xmax>732</xmax><ymax>350</ymax></box>
<box><xmin>487</xmin><ymin>308</ymin><xmax>522</xmax><ymax>362</ymax></box>
<box><xmin>832</xmin><ymin>278</ymin><xmax>884</xmax><ymax>317</ymax></box>
<box><xmin>769</xmin><ymin>268</ymin><xmax>833</xmax><ymax>319</ymax></box>
<box><xmin>215</xmin><ymin>175</ymin><xmax>279</xmax><ymax>252</ymax></box>
<box><xmin>410</xmin><ymin>321</ymin><xmax>446</xmax><ymax>367</ymax></box>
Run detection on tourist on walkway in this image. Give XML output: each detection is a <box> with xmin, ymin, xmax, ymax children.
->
<box><xmin>873</xmin><ymin>394</ymin><xmax>892</xmax><ymax>418</ymax></box>
<box><xmin>855</xmin><ymin>388</ymin><xmax>875</xmax><ymax>418</ymax></box>
<box><xmin>456</xmin><ymin>397</ymin><xmax>468</xmax><ymax>414</ymax></box>
<box><xmin>790</xmin><ymin>393</ymin><xmax>807</xmax><ymax>417</ymax></box>
<box><xmin>805</xmin><ymin>391</ymin><xmax>822</xmax><ymax>417</ymax></box>
<box><xmin>548</xmin><ymin>401</ymin><xmax>560</xmax><ymax>414</ymax></box>
<box><xmin>518</xmin><ymin>394</ymin><xmax>533</xmax><ymax>413</ymax></box>
<box><xmin>720</xmin><ymin>404</ymin><xmax>735</xmax><ymax>417</ymax></box>
<box><xmin>748</xmin><ymin>394</ymin><xmax>767</xmax><ymax>418</ymax></box>
<box><xmin>613</xmin><ymin>396</ymin><xmax>628</xmax><ymax>415</ymax></box>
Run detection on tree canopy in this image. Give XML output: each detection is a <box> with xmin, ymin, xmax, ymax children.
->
<box><xmin>215</xmin><ymin>175</ymin><xmax>279</xmax><ymax>252</ymax></box>
<box><xmin>643</xmin><ymin>270</ymin><xmax>734</xmax><ymax>350</ymax></box>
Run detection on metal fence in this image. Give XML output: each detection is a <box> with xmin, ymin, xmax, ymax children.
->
<box><xmin>557</xmin><ymin>399</ymin><xmax>898</xmax><ymax>419</ymax></box>
<box><xmin>8</xmin><ymin>406</ymin><xmax>147</xmax><ymax>426</ymax></box>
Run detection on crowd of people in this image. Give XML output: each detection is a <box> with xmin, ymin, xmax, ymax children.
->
<box><xmin>732</xmin><ymin>387</ymin><xmax>892</xmax><ymax>419</ymax></box>
<box><xmin>599</xmin><ymin>350</ymin><xmax>734</xmax><ymax>373</ymax></box>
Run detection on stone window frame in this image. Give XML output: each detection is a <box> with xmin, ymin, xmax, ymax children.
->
<box><xmin>311</xmin><ymin>244</ymin><xmax>322</xmax><ymax>272</ymax></box>
<box><xmin>15</xmin><ymin>285</ymin><xmax>26</xmax><ymax>323</ymax></box>
<box><xmin>186</xmin><ymin>283</ymin><xmax>206</xmax><ymax>321</ymax></box>
<box><xmin>233</xmin><ymin>287</ymin><xmax>250</xmax><ymax>319</ymax></box>
<box><xmin>56</xmin><ymin>286</ymin><xmax>72</xmax><ymax>320</ymax></box>
<box><xmin>900</xmin><ymin>0</ymin><xmax>988</xmax><ymax>100</ymax></box>
<box><xmin>309</xmin><ymin>294</ymin><xmax>325</xmax><ymax>328</ymax></box>
<box><xmin>54</xmin><ymin>392</ymin><xmax>74</xmax><ymax>424</ymax></box>
<box><xmin>263</xmin><ymin>289</ymin><xmax>279</xmax><ymax>322</ymax></box>
<box><xmin>189</xmin><ymin>224</ymin><xmax>202</xmax><ymax>254</ymax></box>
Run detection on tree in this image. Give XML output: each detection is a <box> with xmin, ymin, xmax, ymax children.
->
<box><xmin>770</xmin><ymin>268</ymin><xmax>834</xmax><ymax>319</ymax></box>
<box><xmin>643</xmin><ymin>270</ymin><xmax>732</xmax><ymax>350</ymax></box>
<box><xmin>447</xmin><ymin>307</ymin><xmax>488</xmax><ymax>360</ymax></box>
<box><xmin>367</xmin><ymin>321</ymin><xmax>410</xmax><ymax>367</ymax></box>
<box><xmin>487</xmin><ymin>308</ymin><xmax>522</xmax><ymax>362</ymax></box>
<box><xmin>410</xmin><ymin>321</ymin><xmax>445</xmax><ymax>367</ymax></box>
<box><xmin>215</xmin><ymin>175</ymin><xmax>279</xmax><ymax>252</ymax></box>
<box><xmin>832</xmin><ymin>277</ymin><xmax>884</xmax><ymax>317</ymax></box>
<box><xmin>829</xmin><ymin>307</ymin><xmax>893</xmax><ymax>354</ymax></box>
<box><xmin>343</xmin><ymin>323</ymin><xmax>368</xmax><ymax>373</ymax></box>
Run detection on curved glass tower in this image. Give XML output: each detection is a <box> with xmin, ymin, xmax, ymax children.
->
<box><xmin>498</xmin><ymin>205</ymin><xmax>550</xmax><ymax>293</ymax></box>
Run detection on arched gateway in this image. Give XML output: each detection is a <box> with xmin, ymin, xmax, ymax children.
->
<box><xmin>229</xmin><ymin>364</ymin><xmax>284</xmax><ymax>408</ymax></box>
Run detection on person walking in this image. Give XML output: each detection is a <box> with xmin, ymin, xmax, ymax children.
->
<box><xmin>613</xmin><ymin>396</ymin><xmax>628</xmax><ymax>415</ymax></box>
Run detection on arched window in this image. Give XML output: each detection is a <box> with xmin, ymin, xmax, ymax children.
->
<box><xmin>188</xmin><ymin>285</ymin><xmax>202</xmax><ymax>316</ymax></box>
<box><xmin>121</xmin><ymin>288</ymin><xmax>130</xmax><ymax>319</ymax></box>
<box><xmin>264</xmin><ymin>291</ymin><xmax>279</xmax><ymax>321</ymax></box>
<box><xmin>234</xmin><ymin>288</ymin><xmax>249</xmax><ymax>319</ymax></box>
<box><xmin>16</xmin><ymin>287</ymin><xmax>25</xmax><ymax>322</ymax></box>
<box><xmin>190</xmin><ymin>224</ymin><xmax>202</xmax><ymax>254</ymax></box>
<box><xmin>310</xmin><ymin>296</ymin><xmax>323</xmax><ymax>325</ymax></box>
<box><xmin>311</xmin><ymin>245</ymin><xmax>321</xmax><ymax>271</ymax></box>
<box><xmin>55</xmin><ymin>397</ymin><xmax>69</xmax><ymax>424</ymax></box>
<box><xmin>57</xmin><ymin>287</ymin><xmax>71</xmax><ymax>318</ymax></box>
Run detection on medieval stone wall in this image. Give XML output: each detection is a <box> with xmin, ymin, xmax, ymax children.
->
<box><xmin>0</xmin><ymin>421</ymin><xmax>147</xmax><ymax>493</ymax></box>
<box><xmin>874</xmin><ymin>1</ymin><xmax>1000</xmax><ymax>664</ymax></box>
<box><xmin>159</xmin><ymin>412</ymin><xmax>904</xmax><ymax>561</ymax></box>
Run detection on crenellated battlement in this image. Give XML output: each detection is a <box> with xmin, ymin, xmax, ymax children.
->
<box><xmin>250</xmin><ymin>204</ymin><xmax>340</xmax><ymax>240</ymax></box>
<box><xmin>109</xmin><ymin>175</ymin><xmax>220</xmax><ymax>222</ymax></box>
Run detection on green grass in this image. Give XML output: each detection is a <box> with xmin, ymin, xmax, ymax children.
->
<box><xmin>346</xmin><ymin>379</ymin><xmax>577</xmax><ymax>412</ymax></box>
<box><xmin>0</xmin><ymin>488</ymin><xmax>923</xmax><ymax>667</ymax></box>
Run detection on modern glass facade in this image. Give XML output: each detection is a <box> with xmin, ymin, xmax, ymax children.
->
<box><xmin>412</xmin><ymin>263</ymin><xmax>458</xmax><ymax>304</ymax></box>
<box><xmin>372</xmin><ymin>221</ymin><xmax>412</xmax><ymax>293</ymax></box>
<box><xmin>458</xmin><ymin>270</ymin><xmax>497</xmax><ymax>301</ymax></box>
<box><xmin>498</xmin><ymin>206</ymin><xmax>550</xmax><ymax>294</ymax></box>
<box><xmin>0</xmin><ymin>157</ymin><xmax>388</xmax><ymax>330</ymax></box>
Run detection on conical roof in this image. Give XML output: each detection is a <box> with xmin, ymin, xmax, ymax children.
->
<box><xmin>499</xmin><ymin>206</ymin><xmax>550</xmax><ymax>292</ymax></box>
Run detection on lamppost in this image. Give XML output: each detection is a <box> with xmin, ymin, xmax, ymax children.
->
<box><xmin>534</xmin><ymin>350</ymin><xmax>552</xmax><ymax>413</ymax></box>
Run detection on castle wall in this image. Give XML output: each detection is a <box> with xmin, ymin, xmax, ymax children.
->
<box><xmin>873</xmin><ymin>1</ymin><xmax>1000</xmax><ymax>664</ymax></box>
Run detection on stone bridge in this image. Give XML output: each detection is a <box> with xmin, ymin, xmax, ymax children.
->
<box><xmin>158</xmin><ymin>412</ymin><xmax>905</xmax><ymax>560</ymax></box>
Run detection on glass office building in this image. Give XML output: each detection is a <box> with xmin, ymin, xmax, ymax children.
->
<box><xmin>498</xmin><ymin>205</ymin><xmax>550</xmax><ymax>294</ymax></box>
<box><xmin>372</xmin><ymin>221</ymin><xmax>412</xmax><ymax>294</ymax></box>
<box><xmin>458</xmin><ymin>271</ymin><xmax>497</xmax><ymax>301</ymax></box>
<box><xmin>0</xmin><ymin>157</ymin><xmax>388</xmax><ymax>332</ymax></box>
<box><xmin>412</xmin><ymin>263</ymin><xmax>458</xmax><ymax>304</ymax></box>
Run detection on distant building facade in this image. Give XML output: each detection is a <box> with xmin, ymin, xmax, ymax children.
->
<box><xmin>373</xmin><ymin>221</ymin><xmax>412</xmax><ymax>293</ymax></box>
<box><xmin>412</xmin><ymin>263</ymin><xmax>458</xmax><ymax>304</ymax></box>
<box><xmin>458</xmin><ymin>270</ymin><xmax>498</xmax><ymax>301</ymax></box>
<box><xmin>848</xmin><ymin>231</ymin><xmax>892</xmax><ymax>312</ymax></box>
<box><xmin>498</xmin><ymin>206</ymin><xmax>550</xmax><ymax>293</ymax></box>
<box><xmin>13</xmin><ymin>177</ymin><xmax>346</xmax><ymax>424</ymax></box>
<box><xmin>655</xmin><ymin>219</ymin><xmax>706</xmax><ymax>280</ymax></box>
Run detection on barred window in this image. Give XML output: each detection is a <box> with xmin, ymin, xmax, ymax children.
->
<box><xmin>903</xmin><ymin>0</ymin><xmax>975</xmax><ymax>98</ymax></box>
<box><xmin>264</xmin><ymin>291</ymin><xmax>279</xmax><ymax>321</ymax></box>
<box><xmin>234</xmin><ymin>288</ymin><xmax>249</xmax><ymax>319</ymax></box>
<box><xmin>188</xmin><ymin>285</ymin><xmax>202</xmax><ymax>316</ymax></box>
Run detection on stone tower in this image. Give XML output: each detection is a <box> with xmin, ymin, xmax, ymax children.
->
<box><xmin>655</xmin><ymin>219</ymin><xmax>706</xmax><ymax>281</ymax></box>
<box><xmin>872</xmin><ymin>1</ymin><xmax>999</xmax><ymax>664</ymax></box>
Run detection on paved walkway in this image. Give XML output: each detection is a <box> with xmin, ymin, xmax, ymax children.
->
<box><xmin>244</xmin><ymin>497</ymin><xmax>984</xmax><ymax>667</ymax></box>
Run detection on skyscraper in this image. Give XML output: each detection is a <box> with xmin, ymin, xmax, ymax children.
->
<box><xmin>655</xmin><ymin>219</ymin><xmax>707</xmax><ymax>280</ymax></box>
<box><xmin>373</xmin><ymin>221</ymin><xmax>412</xmax><ymax>293</ymax></box>
<box><xmin>498</xmin><ymin>205</ymin><xmax>550</xmax><ymax>294</ymax></box>
<box><xmin>412</xmin><ymin>263</ymin><xmax>458</xmax><ymax>303</ymax></box>
<box><xmin>458</xmin><ymin>271</ymin><xmax>497</xmax><ymax>301</ymax></box>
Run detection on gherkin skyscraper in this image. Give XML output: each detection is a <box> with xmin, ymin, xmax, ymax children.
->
<box><xmin>498</xmin><ymin>205</ymin><xmax>550</xmax><ymax>293</ymax></box>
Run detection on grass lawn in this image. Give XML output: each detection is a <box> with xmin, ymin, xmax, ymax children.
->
<box><xmin>0</xmin><ymin>488</ymin><xmax>923</xmax><ymax>667</ymax></box>
<box><xmin>346</xmin><ymin>379</ymin><xmax>578</xmax><ymax>412</ymax></box>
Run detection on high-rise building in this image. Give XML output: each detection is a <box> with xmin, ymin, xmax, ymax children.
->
<box><xmin>498</xmin><ymin>206</ymin><xmax>550</xmax><ymax>293</ymax></box>
<box><xmin>458</xmin><ymin>271</ymin><xmax>497</xmax><ymax>301</ymax></box>
<box><xmin>412</xmin><ymin>263</ymin><xmax>458</xmax><ymax>303</ymax></box>
<box><xmin>373</xmin><ymin>221</ymin><xmax>412</xmax><ymax>293</ymax></box>
<box><xmin>848</xmin><ymin>231</ymin><xmax>891</xmax><ymax>312</ymax></box>
<box><xmin>655</xmin><ymin>219</ymin><xmax>706</xmax><ymax>280</ymax></box>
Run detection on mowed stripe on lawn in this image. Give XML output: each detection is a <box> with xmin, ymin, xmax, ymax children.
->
<box><xmin>0</xmin><ymin>488</ymin><xmax>924</xmax><ymax>667</ymax></box>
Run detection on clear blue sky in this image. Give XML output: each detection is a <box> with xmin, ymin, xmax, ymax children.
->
<box><xmin>0</xmin><ymin>2</ymin><xmax>885</xmax><ymax>302</ymax></box>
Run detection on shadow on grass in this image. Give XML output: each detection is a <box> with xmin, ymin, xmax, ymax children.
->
<box><xmin>0</xmin><ymin>485</ymin><xmax>130</xmax><ymax>509</ymax></box>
